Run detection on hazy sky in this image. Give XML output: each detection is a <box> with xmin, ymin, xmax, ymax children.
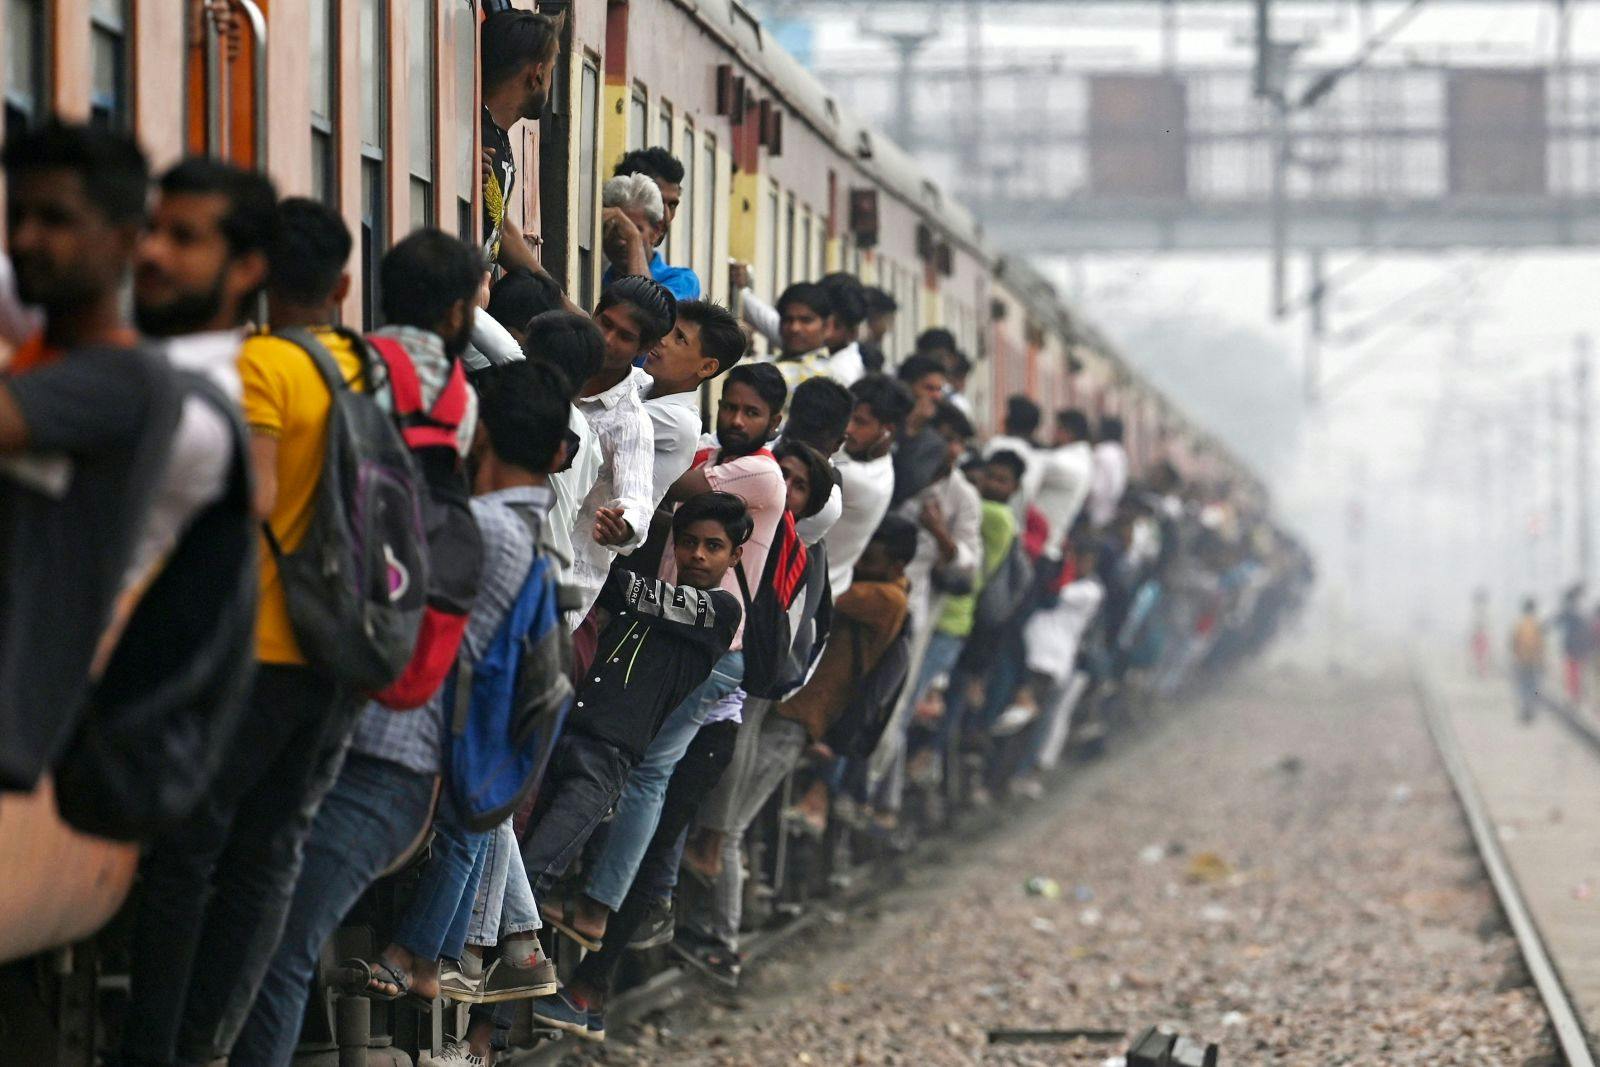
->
<box><xmin>796</xmin><ymin>1</ymin><xmax>1600</xmax><ymax>629</ymax></box>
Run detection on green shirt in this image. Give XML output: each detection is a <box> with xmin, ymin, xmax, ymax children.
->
<box><xmin>936</xmin><ymin>500</ymin><xmax>1016</xmax><ymax>637</ymax></box>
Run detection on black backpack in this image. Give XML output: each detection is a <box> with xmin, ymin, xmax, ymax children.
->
<box><xmin>973</xmin><ymin>540</ymin><xmax>1034</xmax><ymax>632</ymax></box>
<box><xmin>264</xmin><ymin>328</ymin><xmax>430</xmax><ymax>693</ymax></box>
<box><xmin>735</xmin><ymin>508</ymin><xmax>811</xmax><ymax>699</ymax></box>
<box><xmin>55</xmin><ymin>373</ymin><xmax>258</xmax><ymax>840</ymax></box>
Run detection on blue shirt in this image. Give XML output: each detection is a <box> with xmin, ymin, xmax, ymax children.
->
<box><xmin>350</xmin><ymin>485</ymin><xmax>554</xmax><ymax>775</ymax></box>
<box><xmin>604</xmin><ymin>251</ymin><xmax>702</xmax><ymax>303</ymax></box>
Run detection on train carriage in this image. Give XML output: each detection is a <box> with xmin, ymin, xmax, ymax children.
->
<box><xmin>0</xmin><ymin>1</ymin><xmax>1273</xmax><ymax>1060</ymax></box>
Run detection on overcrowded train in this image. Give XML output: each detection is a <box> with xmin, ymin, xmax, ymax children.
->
<box><xmin>0</xmin><ymin>1</ymin><xmax>1306</xmax><ymax>1063</ymax></box>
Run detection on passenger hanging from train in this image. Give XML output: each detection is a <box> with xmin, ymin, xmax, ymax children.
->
<box><xmin>463</xmin><ymin>266</ymin><xmax>566</xmax><ymax>375</ymax></box>
<box><xmin>546</xmin><ymin>364</ymin><xmax>788</xmax><ymax>952</ymax></box>
<box><xmin>681</xmin><ymin>384</ymin><xmax>852</xmax><ymax>885</ymax></box>
<box><xmin>888</xmin><ymin>353</ymin><xmax>954</xmax><ymax>508</ymax></box>
<box><xmin>676</xmin><ymin>515</ymin><xmax>916</xmax><ymax>984</ymax></box>
<box><xmin>536</xmin><ymin>439</ymin><xmax>837</xmax><ymax>1037</ymax></box>
<box><xmin>814</xmin><ymin>273</ymin><xmax>870</xmax><ymax>385</ymax></box>
<box><xmin>527</xmin><ymin>310</ymin><xmax>608</xmax><ymax>586</ymax></box>
<box><xmin>1088</xmin><ymin>414</ymin><xmax>1131</xmax><ymax>530</ymax></box>
<box><xmin>480</xmin><ymin>7</ymin><xmax>562</xmax><ymax>274</ymax></box>
<box><xmin>858</xmin><ymin>285</ymin><xmax>898</xmax><ymax>374</ymax></box>
<box><xmin>0</xmin><ymin>121</ymin><xmax>182</xmax><ymax>792</ymax></box>
<box><xmin>599</xmin><ymin>174</ymin><xmax>667</xmax><ymax>299</ymax></box>
<box><xmin>783</xmin><ymin>375</ymin><xmax>855</xmax><ymax>545</ymax></box>
<box><xmin>231</xmin><ymin>359</ymin><xmax>574</xmax><ymax>1067</ymax></box>
<box><xmin>1010</xmin><ymin>535</ymin><xmax>1107</xmax><ymax>799</ymax></box>
<box><xmin>634</xmin><ymin>300</ymin><xmax>750</xmax><ymax>511</ymax></box>
<box><xmin>984</xmin><ymin>394</ymin><xmax>1047</xmax><ymax>525</ymax></box>
<box><xmin>903</xmin><ymin>451</ymin><xmax>1023</xmax><ymax>796</ymax></box>
<box><xmin>1034</xmin><ymin>409</ymin><xmax>1096</xmax><ymax>565</ymax></box>
<box><xmin>611</xmin><ymin>147</ymin><xmax>704</xmax><ymax>301</ymax></box>
<box><xmin>915</xmin><ymin>328</ymin><xmax>976</xmax><ymax>421</ymax></box>
<box><xmin>514</xmin><ymin>493</ymin><xmax>745</xmax><ymax>989</ymax></box>
<box><xmin>563</xmin><ymin>277</ymin><xmax>673</xmax><ymax>628</ymax></box>
<box><xmin>120</xmin><ymin>217</ymin><xmax>486</xmax><ymax>1067</ymax></box>
<box><xmin>828</xmin><ymin>374</ymin><xmax>914</xmax><ymax>596</ymax></box>
<box><xmin>870</xmin><ymin>398</ymin><xmax>982</xmax><ymax>831</ymax></box>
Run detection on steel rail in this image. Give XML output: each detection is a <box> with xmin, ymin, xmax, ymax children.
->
<box><xmin>1411</xmin><ymin>669</ymin><xmax>1597</xmax><ymax>1067</ymax></box>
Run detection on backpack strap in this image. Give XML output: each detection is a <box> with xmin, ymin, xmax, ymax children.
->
<box><xmin>262</xmin><ymin>327</ymin><xmax>360</xmax><ymax>561</ymax></box>
<box><xmin>366</xmin><ymin>334</ymin><xmax>468</xmax><ymax>452</ymax></box>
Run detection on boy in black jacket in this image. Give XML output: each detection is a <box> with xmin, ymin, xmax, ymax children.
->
<box><xmin>522</xmin><ymin>491</ymin><xmax>748</xmax><ymax>929</ymax></box>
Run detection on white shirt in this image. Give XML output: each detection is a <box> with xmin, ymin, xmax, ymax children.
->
<box><xmin>1024</xmin><ymin>578</ymin><xmax>1106</xmax><ymax>684</ymax></box>
<box><xmin>826</xmin><ymin>450</ymin><xmax>896</xmax><ymax>596</ymax></box>
<box><xmin>1089</xmin><ymin>441</ymin><xmax>1129</xmax><ymax>529</ymax></box>
<box><xmin>0</xmin><ymin>253</ymin><xmax>42</xmax><ymax>351</ymax></box>
<box><xmin>897</xmin><ymin>470</ymin><xmax>982</xmax><ymax>628</ymax></box>
<box><xmin>984</xmin><ymin>434</ymin><xmax>1043</xmax><ymax>522</ymax></box>
<box><xmin>568</xmin><ymin>373</ymin><xmax>656</xmax><ymax>618</ymax></box>
<box><xmin>550</xmin><ymin>405</ymin><xmax>599</xmax><ymax>589</ymax></box>
<box><xmin>1034</xmin><ymin>441</ymin><xmax>1094</xmax><ymax>559</ymax></box>
<box><xmin>827</xmin><ymin>341</ymin><xmax>865</xmax><ymax>387</ymax></box>
<box><xmin>633</xmin><ymin>366</ymin><xmax>700</xmax><ymax>505</ymax></box>
<box><xmin>462</xmin><ymin>306</ymin><xmax>524</xmax><ymax>372</ymax></box>
<box><xmin>795</xmin><ymin>472</ymin><xmax>843</xmax><ymax>546</ymax></box>
<box><xmin>124</xmin><ymin>329</ymin><xmax>244</xmax><ymax>589</ymax></box>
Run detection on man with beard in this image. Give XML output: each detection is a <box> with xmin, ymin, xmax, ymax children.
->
<box><xmin>0</xmin><ymin>121</ymin><xmax>180</xmax><ymax>792</ymax></box>
<box><xmin>122</xmin><ymin>158</ymin><xmax>274</xmax><ymax>597</ymax></box>
<box><xmin>537</xmin><ymin>363</ymin><xmax>788</xmax><ymax>952</ymax></box>
<box><xmin>482</xmin><ymin>7</ymin><xmax>562</xmax><ymax>273</ymax></box>
<box><xmin>117</xmin><ymin>226</ymin><xmax>483</xmax><ymax>1067</ymax></box>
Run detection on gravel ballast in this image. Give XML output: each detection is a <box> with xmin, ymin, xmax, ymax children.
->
<box><xmin>556</xmin><ymin>663</ymin><xmax>1559</xmax><ymax>1066</ymax></box>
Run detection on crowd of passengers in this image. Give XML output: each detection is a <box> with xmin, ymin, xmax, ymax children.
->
<box><xmin>0</xmin><ymin>13</ymin><xmax>1305</xmax><ymax>1067</ymax></box>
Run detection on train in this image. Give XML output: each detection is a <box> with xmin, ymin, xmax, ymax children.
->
<box><xmin>0</xmin><ymin>0</ymin><xmax>1271</xmax><ymax>1060</ymax></box>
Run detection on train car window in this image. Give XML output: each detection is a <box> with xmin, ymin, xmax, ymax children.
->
<box><xmin>449</xmin><ymin>0</ymin><xmax>475</xmax><ymax>243</ymax></box>
<box><xmin>630</xmin><ymin>84</ymin><xmax>648</xmax><ymax>153</ymax></box>
<box><xmin>310</xmin><ymin>0</ymin><xmax>339</xmax><ymax>207</ymax></box>
<box><xmin>800</xmin><ymin>209</ymin><xmax>812</xmax><ymax>285</ymax></box>
<box><xmin>406</xmin><ymin>0</ymin><xmax>438</xmax><ymax>229</ymax></box>
<box><xmin>766</xmin><ymin>181</ymin><xmax>780</xmax><ymax>298</ymax></box>
<box><xmin>5</xmin><ymin>0</ymin><xmax>47</xmax><ymax>141</ymax></box>
<box><xmin>680</xmin><ymin>124</ymin><xmax>695</xmax><ymax>277</ymax></box>
<box><xmin>577</xmin><ymin>56</ymin><xmax>600</xmax><ymax>310</ymax></box>
<box><xmin>89</xmin><ymin>0</ymin><xmax>129</xmax><ymax>131</ymax></box>
<box><xmin>359</xmin><ymin>0</ymin><xmax>388</xmax><ymax>328</ymax></box>
<box><xmin>785</xmin><ymin>192</ymin><xmax>797</xmax><ymax>287</ymax></box>
<box><xmin>697</xmin><ymin>135</ymin><xmax>716</xmax><ymax>295</ymax></box>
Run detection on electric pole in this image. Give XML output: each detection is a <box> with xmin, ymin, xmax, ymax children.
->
<box><xmin>1577</xmin><ymin>334</ymin><xmax>1593</xmax><ymax>587</ymax></box>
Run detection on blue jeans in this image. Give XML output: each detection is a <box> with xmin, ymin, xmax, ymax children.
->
<box><xmin>913</xmin><ymin>630</ymin><xmax>967</xmax><ymax>753</ymax></box>
<box><xmin>394</xmin><ymin>791</ymin><xmax>491</xmax><ymax>963</ymax></box>
<box><xmin>230</xmin><ymin>754</ymin><xmax>435</xmax><ymax>1067</ymax></box>
<box><xmin>582</xmin><ymin>650</ymin><xmax>744</xmax><ymax>910</ymax></box>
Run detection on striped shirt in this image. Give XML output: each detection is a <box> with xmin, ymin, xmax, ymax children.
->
<box><xmin>351</xmin><ymin>485</ymin><xmax>554</xmax><ymax>775</ymax></box>
<box><xmin>567</xmin><ymin>373</ymin><xmax>655</xmax><ymax>621</ymax></box>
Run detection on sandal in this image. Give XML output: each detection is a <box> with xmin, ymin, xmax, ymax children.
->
<box><xmin>537</xmin><ymin>895</ymin><xmax>604</xmax><ymax>951</ymax></box>
<box><xmin>344</xmin><ymin>957</ymin><xmax>411</xmax><ymax>1002</ymax></box>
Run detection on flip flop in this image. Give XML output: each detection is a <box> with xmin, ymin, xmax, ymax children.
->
<box><xmin>537</xmin><ymin>895</ymin><xmax>604</xmax><ymax>951</ymax></box>
<box><xmin>343</xmin><ymin>957</ymin><xmax>411</xmax><ymax>1002</ymax></box>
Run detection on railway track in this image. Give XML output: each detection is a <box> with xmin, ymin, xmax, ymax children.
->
<box><xmin>1413</xmin><ymin>669</ymin><xmax>1597</xmax><ymax>1067</ymax></box>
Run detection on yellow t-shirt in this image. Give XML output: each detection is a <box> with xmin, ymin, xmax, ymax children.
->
<box><xmin>238</xmin><ymin>330</ymin><xmax>366</xmax><ymax>664</ymax></box>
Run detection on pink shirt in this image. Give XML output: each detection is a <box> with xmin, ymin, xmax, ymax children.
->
<box><xmin>660</xmin><ymin>447</ymin><xmax>786</xmax><ymax>651</ymax></box>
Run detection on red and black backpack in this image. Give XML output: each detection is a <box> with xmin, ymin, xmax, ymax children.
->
<box><xmin>364</xmin><ymin>334</ymin><xmax>485</xmax><ymax>710</ymax></box>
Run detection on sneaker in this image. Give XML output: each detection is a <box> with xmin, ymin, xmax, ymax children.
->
<box><xmin>418</xmin><ymin>1038</ymin><xmax>486</xmax><ymax>1066</ymax></box>
<box><xmin>437</xmin><ymin>962</ymin><xmax>485</xmax><ymax>1001</ymax></box>
<box><xmin>477</xmin><ymin>952</ymin><xmax>559</xmax><ymax>1002</ymax></box>
<box><xmin>670</xmin><ymin>938</ymin><xmax>741</xmax><ymax>990</ymax></box>
<box><xmin>530</xmin><ymin>990</ymin><xmax>605</xmax><ymax>1042</ymax></box>
<box><xmin>627</xmin><ymin>897</ymin><xmax>675</xmax><ymax>951</ymax></box>
<box><xmin>991</xmin><ymin>703</ymin><xmax>1038</xmax><ymax>737</ymax></box>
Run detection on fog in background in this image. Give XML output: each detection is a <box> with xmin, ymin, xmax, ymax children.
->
<box><xmin>761</xmin><ymin>0</ymin><xmax>1600</xmax><ymax>652</ymax></box>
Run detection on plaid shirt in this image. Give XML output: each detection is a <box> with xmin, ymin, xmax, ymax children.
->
<box><xmin>350</xmin><ymin>485</ymin><xmax>554</xmax><ymax>774</ymax></box>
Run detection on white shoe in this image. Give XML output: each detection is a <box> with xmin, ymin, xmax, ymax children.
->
<box><xmin>991</xmin><ymin>703</ymin><xmax>1038</xmax><ymax>737</ymax></box>
<box><xmin>418</xmin><ymin>1038</ymin><xmax>487</xmax><ymax>1067</ymax></box>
